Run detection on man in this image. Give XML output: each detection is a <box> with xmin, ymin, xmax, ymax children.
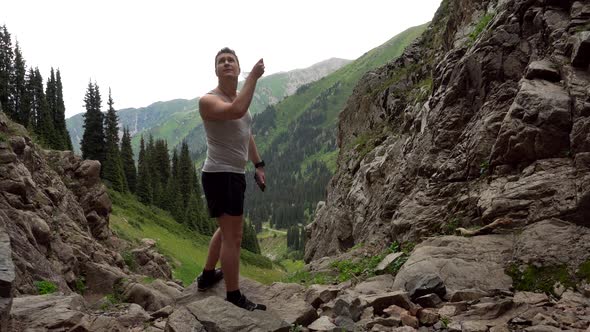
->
<box><xmin>196</xmin><ymin>47</ymin><xmax>266</xmax><ymax>311</ymax></box>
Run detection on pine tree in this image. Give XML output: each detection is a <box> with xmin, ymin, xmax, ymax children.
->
<box><xmin>80</xmin><ymin>81</ymin><xmax>105</xmax><ymax>164</ymax></box>
<box><xmin>120</xmin><ymin>127</ymin><xmax>137</xmax><ymax>193</ymax></box>
<box><xmin>22</xmin><ymin>68</ymin><xmax>35</xmax><ymax>129</ymax></box>
<box><xmin>136</xmin><ymin>135</ymin><xmax>153</xmax><ymax>204</ymax></box>
<box><xmin>186</xmin><ymin>194</ymin><xmax>205</xmax><ymax>233</ymax></box>
<box><xmin>178</xmin><ymin>141</ymin><xmax>193</xmax><ymax>209</ymax></box>
<box><xmin>299</xmin><ymin>226</ymin><xmax>306</xmax><ymax>252</ymax></box>
<box><xmin>45</xmin><ymin>68</ymin><xmax>59</xmax><ymax>149</ymax></box>
<box><xmin>31</xmin><ymin>68</ymin><xmax>54</xmax><ymax>146</ymax></box>
<box><xmin>163</xmin><ymin>149</ymin><xmax>180</xmax><ymax>214</ymax></box>
<box><xmin>102</xmin><ymin>89</ymin><xmax>127</xmax><ymax>192</ymax></box>
<box><xmin>254</xmin><ymin>218</ymin><xmax>262</xmax><ymax>233</ymax></box>
<box><xmin>241</xmin><ymin>220</ymin><xmax>261</xmax><ymax>254</ymax></box>
<box><xmin>156</xmin><ymin>139</ymin><xmax>170</xmax><ymax>185</ymax></box>
<box><xmin>153</xmin><ymin>139</ymin><xmax>170</xmax><ymax>208</ymax></box>
<box><xmin>0</xmin><ymin>25</ymin><xmax>14</xmax><ymax>118</ymax></box>
<box><xmin>171</xmin><ymin>149</ymin><xmax>179</xmax><ymax>179</ymax></box>
<box><xmin>293</xmin><ymin>225</ymin><xmax>300</xmax><ymax>251</ymax></box>
<box><xmin>11</xmin><ymin>41</ymin><xmax>26</xmax><ymax>125</ymax></box>
<box><xmin>190</xmin><ymin>166</ymin><xmax>208</xmax><ymax>230</ymax></box>
<box><xmin>54</xmin><ymin>70</ymin><xmax>72</xmax><ymax>150</ymax></box>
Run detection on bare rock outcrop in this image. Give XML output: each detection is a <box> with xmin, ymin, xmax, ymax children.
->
<box><xmin>177</xmin><ymin>276</ymin><xmax>317</xmax><ymax>327</ymax></box>
<box><xmin>130</xmin><ymin>238</ymin><xmax>173</xmax><ymax>280</ymax></box>
<box><xmin>304</xmin><ymin>0</ymin><xmax>590</xmax><ymax>269</ymax></box>
<box><xmin>0</xmin><ymin>111</ymin><xmax>176</xmax><ymax>330</ymax></box>
<box><xmin>0</xmin><ymin>225</ymin><xmax>14</xmax><ymax>332</ymax></box>
<box><xmin>0</xmin><ymin>111</ymin><xmax>125</xmax><ymax>296</ymax></box>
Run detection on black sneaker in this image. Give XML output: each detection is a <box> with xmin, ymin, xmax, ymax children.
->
<box><xmin>197</xmin><ymin>268</ymin><xmax>223</xmax><ymax>291</ymax></box>
<box><xmin>228</xmin><ymin>294</ymin><xmax>267</xmax><ymax>311</ymax></box>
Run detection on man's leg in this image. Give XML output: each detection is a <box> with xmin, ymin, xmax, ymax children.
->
<box><xmin>218</xmin><ymin>213</ymin><xmax>266</xmax><ymax>311</ymax></box>
<box><xmin>204</xmin><ymin>227</ymin><xmax>221</xmax><ymax>270</ymax></box>
<box><xmin>218</xmin><ymin>214</ymin><xmax>243</xmax><ymax>291</ymax></box>
<box><xmin>197</xmin><ymin>228</ymin><xmax>223</xmax><ymax>291</ymax></box>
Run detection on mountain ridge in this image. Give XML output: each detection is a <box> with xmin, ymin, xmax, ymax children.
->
<box><xmin>66</xmin><ymin>58</ymin><xmax>352</xmax><ymax>155</ymax></box>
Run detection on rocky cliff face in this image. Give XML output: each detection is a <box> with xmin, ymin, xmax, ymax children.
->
<box><xmin>305</xmin><ymin>0</ymin><xmax>590</xmax><ymax>263</ymax></box>
<box><xmin>0</xmin><ymin>111</ymin><xmax>123</xmax><ymax>296</ymax></box>
<box><xmin>0</xmin><ymin>111</ymin><xmax>183</xmax><ymax>331</ymax></box>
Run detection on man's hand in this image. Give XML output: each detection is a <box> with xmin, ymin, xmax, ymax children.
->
<box><xmin>254</xmin><ymin>167</ymin><xmax>266</xmax><ymax>192</ymax></box>
<box><xmin>250</xmin><ymin>59</ymin><xmax>265</xmax><ymax>79</ymax></box>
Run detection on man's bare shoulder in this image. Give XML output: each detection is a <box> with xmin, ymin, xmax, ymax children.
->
<box><xmin>199</xmin><ymin>93</ymin><xmax>221</xmax><ymax>106</ymax></box>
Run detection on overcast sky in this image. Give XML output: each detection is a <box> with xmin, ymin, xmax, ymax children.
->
<box><xmin>3</xmin><ymin>0</ymin><xmax>442</xmax><ymax>119</ymax></box>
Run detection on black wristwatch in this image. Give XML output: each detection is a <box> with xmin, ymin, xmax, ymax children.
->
<box><xmin>254</xmin><ymin>160</ymin><xmax>265</xmax><ymax>168</ymax></box>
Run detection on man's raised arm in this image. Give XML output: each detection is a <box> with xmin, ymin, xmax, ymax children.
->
<box><xmin>199</xmin><ymin>59</ymin><xmax>265</xmax><ymax>121</ymax></box>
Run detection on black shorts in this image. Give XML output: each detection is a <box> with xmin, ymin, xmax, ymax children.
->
<box><xmin>201</xmin><ymin>172</ymin><xmax>246</xmax><ymax>218</ymax></box>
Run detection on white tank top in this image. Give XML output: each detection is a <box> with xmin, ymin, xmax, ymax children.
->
<box><xmin>201</xmin><ymin>91</ymin><xmax>252</xmax><ymax>174</ymax></box>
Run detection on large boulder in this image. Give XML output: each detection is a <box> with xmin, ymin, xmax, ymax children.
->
<box><xmin>178</xmin><ymin>276</ymin><xmax>316</xmax><ymax>326</ymax></box>
<box><xmin>185</xmin><ymin>296</ymin><xmax>290</xmax><ymax>332</ymax></box>
<box><xmin>165</xmin><ymin>306</ymin><xmax>205</xmax><ymax>332</ymax></box>
<box><xmin>514</xmin><ymin>218</ymin><xmax>590</xmax><ymax>267</ymax></box>
<box><xmin>121</xmin><ymin>280</ymin><xmax>178</xmax><ymax>312</ymax></box>
<box><xmin>130</xmin><ymin>240</ymin><xmax>173</xmax><ymax>280</ymax></box>
<box><xmin>393</xmin><ymin>235</ymin><xmax>513</xmax><ymax>296</ymax></box>
<box><xmin>9</xmin><ymin>294</ymin><xmax>87</xmax><ymax>331</ymax></box>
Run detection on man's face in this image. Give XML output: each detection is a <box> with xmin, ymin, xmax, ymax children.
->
<box><xmin>215</xmin><ymin>53</ymin><xmax>240</xmax><ymax>78</ymax></box>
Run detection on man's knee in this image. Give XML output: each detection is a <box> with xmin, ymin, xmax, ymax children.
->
<box><xmin>230</xmin><ymin>232</ymin><xmax>243</xmax><ymax>248</ymax></box>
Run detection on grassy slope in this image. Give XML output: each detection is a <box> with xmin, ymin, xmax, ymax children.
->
<box><xmin>256</xmin><ymin>23</ymin><xmax>428</xmax><ymax>158</ymax></box>
<box><xmin>257</xmin><ymin>222</ymin><xmax>288</xmax><ymax>261</ymax></box>
<box><xmin>243</xmin><ymin>24</ymin><xmax>428</xmax><ymax>230</ymax></box>
<box><xmin>130</xmin><ymin>109</ymin><xmax>199</xmax><ymax>156</ymax></box>
<box><xmin>108</xmin><ymin>190</ymin><xmax>285</xmax><ymax>285</ymax></box>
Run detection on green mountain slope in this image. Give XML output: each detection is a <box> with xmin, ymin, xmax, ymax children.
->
<box><xmin>66</xmin><ymin>58</ymin><xmax>350</xmax><ymax>156</ymax></box>
<box><xmin>67</xmin><ymin>98</ymin><xmax>198</xmax><ymax>154</ymax></box>
<box><xmin>245</xmin><ymin>23</ymin><xmax>428</xmax><ymax>230</ymax></box>
<box><xmin>108</xmin><ymin>190</ymin><xmax>285</xmax><ymax>285</ymax></box>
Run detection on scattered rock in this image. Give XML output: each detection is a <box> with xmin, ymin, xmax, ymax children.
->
<box><xmin>10</xmin><ymin>294</ymin><xmax>87</xmax><ymax>330</ymax></box>
<box><xmin>375</xmin><ymin>252</ymin><xmax>405</xmax><ymax>274</ymax></box>
<box><xmin>513</xmin><ymin>292</ymin><xmax>549</xmax><ymax>306</ymax></box>
<box><xmin>417</xmin><ymin>308</ymin><xmax>439</xmax><ymax>326</ymax></box>
<box><xmin>305</xmin><ymin>284</ymin><xmax>341</xmax><ymax>308</ymax></box>
<box><xmin>525</xmin><ymin>60</ymin><xmax>560</xmax><ymax>82</ymax></box>
<box><xmin>308</xmin><ymin>315</ymin><xmax>337</xmax><ymax>331</ymax></box>
<box><xmin>525</xmin><ymin>325</ymin><xmax>562</xmax><ymax>332</ymax></box>
<box><xmin>117</xmin><ymin>303</ymin><xmax>151</xmax><ymax>328</ymax></box>
<box><xmin>553</xmin><ymin>282</ymin><xmax>566</xmax><ymax>297</ymax></box>
<box><xmin>414</xmin><ymin>293</ymin><xmax>442</xmax><ymax>308</ymax></box>
<box><xmin>489</xmin><ymin>325</ymin><xmax>511</xmax><ymax>332</ymax></box>
<box><xmin>438</xmin><ymin>302</ymin><xmax>469</xmax><ymax>317</ymax></box>
<box><xmin>122</xmin><ymin>281</ymin><xmax>175</xmax><ymax>312</ymax></box>
<box><xmin>571</xmin><ymin>31</ymin><xmax>590</xmax><ymax>68</ymax></box>
<box><xmin>360</xmin><ymin>291</ymin><xmax>417</xmax><ymax>315</ymax></box>
<box><xmin>151</xmin><ymin>305</ymin><xmax>174</xmax><ymax>319</ymax></box>
<box><xmin>449</xmin><ymin>289</ymin><xmax>488</xmax><ymax>302</ymax></box>
<box><xmin>405</xmin><ymin>273</ymin><xmax>446</xmax><ymax>300</ymax></box>
<box><xmin>531</xmin><ymin>313</ymin><xmax>559</xmax><ymax>327</ymax></box>
<box><xmin>164</xmin><ymin>306</ymin><xmax>204</xmax><ymax>332</ymax></box>
<box><xmin>354</xmin><ymin>274</ymin><xmax>396</xmax><ymax>295</ymax></box>
<box><xmin>383</xmin><ymin>304</ymin><xmax>408</xmax><ymax>319</ymax></box>
<box><xmin>334</xmin><ymin>315</ymin><xmax>356</xmax><ymax>331</ymax></box>
<box><xmin>461</xmin><ymin>320</ymin><xmax>489</xmax><ymax>332</ymax></box>
<box><xmin>400</xmin><ymin>311</ymin><xmax>419</xmax><ymax>328</ymax></box>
